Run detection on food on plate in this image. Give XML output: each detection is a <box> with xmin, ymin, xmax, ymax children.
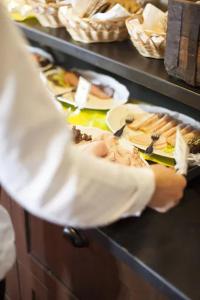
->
<box><xmin>188</xmin><ymin>137</ymin><xmax>200</xmax><ymax>154</ymax></box>
<box><xmin>104</xmin><ymin>137</ymin><xmax>147</xmax><ymax>167</ymax></box>
<box><xmin>73</xmin><ymin>126</ymin><xmax>147</xmax><ymax>167</ymax></box>
<box><xmin>126</xmin><ymin>111</ymin><xmax>200</xmax><ymax>152</ymax></box>
<box><xmin>5</xmin><ymin>0</ymin><xmax>34</xmax><ymax>21</ymax></box>
<box><xmin>44</xmin><ymin>68</ymin><xmax>74</xmax><ymax>95</ymax></box>
<box><xmin>32</xmin><ymin>53</ymin><xmax>53</xmax><ymax>71</ymax></box>
<box><xmin>64</xmin><ymin>71</ymin><xmax>114</xmax><ymax>99</ymax></box>
<box><xmin>129</xmin><ymin>133</ymin><xmax>167</xmax><ymax>150</ymax></box>
<box><xmin>72</xmin><ymin>126</ymin><xmax>92</xmax><ymax>144</ymax></box>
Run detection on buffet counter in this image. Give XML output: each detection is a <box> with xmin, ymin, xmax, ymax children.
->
<box><xmin>1</xmin><ymin>9</ymin><xmax>199</xmax><ymax>300</ymax></box>
<box><xmin>1</xmin><ymin>177</ymin><xmax>200</xmax><ymax>300</ymax></box>
<box><xmin>100</xmin><ymin>177</ymin><xmax>200</xmax><ymax>300</ymax></box>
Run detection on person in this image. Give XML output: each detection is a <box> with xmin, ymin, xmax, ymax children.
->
<box><xmin>0</xmin><ymin>4</ymin><xmax>186</xmax><ymax>299</ymax></box>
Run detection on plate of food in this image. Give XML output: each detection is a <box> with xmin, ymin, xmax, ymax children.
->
<box><xmin>27</xmin><ymin>46</ymin><xmax>54</xmax><ymax>72</ymax></box>
<box><xmin>43</xmin><ymin>67</ymin><xmax>74</xmax><ymax>96</ymax></box>
<box><xmin>56</xmin><ymin>69</ymin><xmax>129</xmax><ymax>110</ymax></box>
<box><xmin>106</xmin><ymin>104</ymin><xmax>200</xmax><ymax>159</ymax></box>
<box><xmin>72</xmin><ymin>125</ymin><xmax>148</xmax><ymax>167</ymax></box>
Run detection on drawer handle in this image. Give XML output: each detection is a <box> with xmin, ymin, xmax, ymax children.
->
<box><xmin>63</xmin><ymin>227</ymin><xmax>89</xmax><ymax>247</ymax></box>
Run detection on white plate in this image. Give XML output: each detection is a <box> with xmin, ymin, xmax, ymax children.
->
<box><xmin>58</xmin><ymin>70</ymin><xmax>129</xmax><ymax>110</ymax></box>
<box><xmin>106</xmin><ymin>104</ymin><xmax>200</xmax><ymax>158</ymax></box>
<box><xmin>27</xmin><ymin>46</ymin><xmax>54</xmax><ymax>63</ymax></box>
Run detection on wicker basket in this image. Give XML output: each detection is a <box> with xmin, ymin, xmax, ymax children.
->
<box><xmin>58</xmin><ymin>6</ymin><xmax>129</xmax><ymax>43</ymax></box>
<box><xmin>28</xmin><ymin>1</ymin><xmax>66</xmax><ymax>27</ymax></box>
<box><xmin>164</xmin><ymin>0</ymin><xmax>200</xmax><ymax>86</ymax></box>
<box><xmin>126</xmin><ymin>10</ymin><xmax>167</xmax><ymax>59</ymax></box>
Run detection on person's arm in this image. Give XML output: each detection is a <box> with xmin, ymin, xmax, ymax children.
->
<box><xmin>0</xmin><ymin>5</ymin><xmax>185</xmax><ymax>228</ymax></box>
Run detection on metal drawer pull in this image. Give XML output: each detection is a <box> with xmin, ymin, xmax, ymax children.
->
<box><xmin>63</xmin><ymin>227</ymin><xmax>89</xmax><ymax>247</ymax></box>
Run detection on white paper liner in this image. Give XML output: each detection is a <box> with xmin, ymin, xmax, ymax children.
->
<box><xmin>174</xmin><ymin>128</ymin><xmax>189</xmax><ymax>175</ymax></box>
<box><xmin>27</xmin><ymin>46</ymin><xmax>54</xmax><ymax>63</ymax></box>
<box><xmin>91</xmin><ymin>4</ymin><xmax>130</xmax><ymax>21</ymax></box>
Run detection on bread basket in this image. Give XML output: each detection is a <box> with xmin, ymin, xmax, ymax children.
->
<box><xmin>28</xmin><ymin>0</ymin><xmax>67</xmax><ymax>27</ymax></box>
<box><xmin>126</xmin><ymin>4</ymin><xmax>167</xmax><ymax>59</ymax></box>
<box><xmin>58</xmin><ymin>6</ymin><xmax>129</xmax><ymax>43</ymax></box>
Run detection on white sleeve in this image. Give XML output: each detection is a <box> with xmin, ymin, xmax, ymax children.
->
<box><xmin>0</xmin><ymin>5</ymin><xmax>155</xmax><ymax>228</ymax></box>
<box><xmin>0</xmin><ymin>205</ymin><xmax>16</xmax><ymax>280</ymax></box>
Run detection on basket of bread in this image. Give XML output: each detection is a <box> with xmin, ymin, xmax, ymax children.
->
<box><xmin>4</xmin><ymin>0</ymin><xmax>34</xmax><ymax>21</ymax></box>
<box><xmin>27</xmin><ymin>0</ymin><xmax>69</xmax><ymax>27</ymax></box>
<box><xmin>126</xmin><ymin>3</ymin><xmax>167</xmax><ymax>58</ymax></box>
<box><xmin>58</xmin><ymin>0</ymin><xmax>141</xmax><ymax>43</ymax></box>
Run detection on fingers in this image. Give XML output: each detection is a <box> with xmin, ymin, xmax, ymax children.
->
<box><xmin>149</xmin><ymin>165</ymin><xmax>187</xmax><ymax>213</ymax></box>
<box><xmin>83</xmin><ymin>141</ymin><xmax>108</xmax><ymax>157</ymax></box>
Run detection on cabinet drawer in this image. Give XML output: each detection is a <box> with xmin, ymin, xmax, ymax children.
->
<box><xmin>18</xmin><ymin>260</ymin><xmax>76</xmax><ymax>300</ymax></box>
<box><xmin>28</xmin><ymin>215</ymin><xmax>168</xmax><ymax>300</ymax></box>
<box><xmin>28</xmin><ymin>216</ymin><xmax>122</xmax><ymax>300</ymax></box>
<box><xmin>5</xmin><ymin>264</ymin><xmax>21</xmax><ymax>300</ymax></box>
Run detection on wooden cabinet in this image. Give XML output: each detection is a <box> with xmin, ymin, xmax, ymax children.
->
<box><xmin>0</xmin><ymin>189</ymin><xmax>21</xmax><ymax>300</ymax></box>
<box><xmin>0</xmin><ymin>190</ymin><xmax>168</xmax><ymax>300</ymax></box>
<box><xmin>18</xmin><ymin>261</ymin><xmax>76</xmax><ymax>300</ymax></box>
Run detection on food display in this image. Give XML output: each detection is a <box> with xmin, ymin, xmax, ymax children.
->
<box><xmin>57</xmin><ymin>69</ymin><xmax>129</xmax><ymax>110</ymax></box>
<box><xmin>126</xmin><ymin>3</ymin><xmax>167</xmax><ymax>59</ymax></box>
<box><xmin>5</xmin><ymin>0</ymin><xmax>168</xmax><ymax>60</ymax></box>
<box><xmin>58</xmin><ymin>0</ymin><xmax>136</xmax><ymax>43</ymax></box>
<box><xmin>72</xmin><ymin>126</ymin><xmax>147</xmax><ymax>167</ymax></box>
<box><xmin>64</xmin><ymin>71</ymin><xmax>114</xmax><ymax>99</ymax></box>
<box><xmin>26</xmin><ymin>46</ymin><xmax>200</xmax><ymax>171</ymax></box>
<box><xmin>72</xmin><ymin>126</ymin><xmax>92</xmax><ymax>144</ymax></box>
<box><xmin>188</xmin><ymin>138</ymin><xmax>200</xmax><ymax>154</ymax></box>
<box><xmin>27</xmin><ymin>46</ymin><xmax>129</xmax><ymax>109</ymax></box>
<box><xmin>43</xmin><ymin>67</ymin><xmax>74</xmax><ymax>96</ymax></box>
<box><xmin>27</xmin><ymin>0</ymin><xmax>69</xmax><ymax>28</ymax></box>
<box><xmin>107</xmin><ymin>104</ymin><xmax>200</xmax><ymax>159</ymax></box>
<box><xmin>4</xmin><ymin>0</ymin><xmax>34</xmax><ymax>21</ymax></box>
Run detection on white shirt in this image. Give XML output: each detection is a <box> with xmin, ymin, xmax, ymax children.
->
<box><xmin>0</xmin><ymin>4</ymin><xmax>155</xmax><ymax>280</ymax></box>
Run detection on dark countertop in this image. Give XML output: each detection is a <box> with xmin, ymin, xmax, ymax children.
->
<box><xmin>17</xmin><ymin>20</ymin><xmax>200</xmax><ymax>111</ymax></box>
<box><xmin>91</xmin><ymin>177</ymin><xmax>200</xmax><ymax>300</ymax></box>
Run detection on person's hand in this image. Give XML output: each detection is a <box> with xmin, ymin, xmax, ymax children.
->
<box><xmin>149</xmin><ymin>165</ymin><xmax>187</xmax><ymax>212</ymax></box>
<box><xmin>82</xmin><ymin>140</ymin><xmax>108</xmax><ymax>157</ymax></box>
